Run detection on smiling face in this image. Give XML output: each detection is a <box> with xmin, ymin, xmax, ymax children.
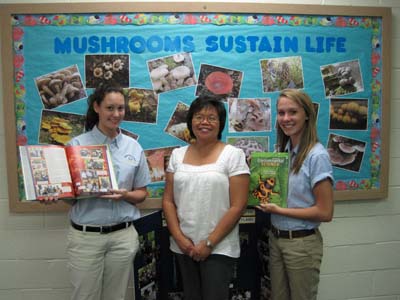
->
<box><xmin>94</xmin><ymin>91</ymin><xmax>125</xmax><ymax>138</ymax></box>
<box><xmin>191</xmin><ymin>106</ymin><xmax>220</xmax><ymax>141</ymax></box>
<box><xmin>277</xmin><ymin>96</ymin><xmax>308</xmax><ymax>148</ymax></box>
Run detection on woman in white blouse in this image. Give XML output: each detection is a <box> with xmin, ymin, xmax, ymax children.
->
<box><xmin>162</xmin><ymin>96</ymin><xmax>250</xmax><ymax>300</ymax></box>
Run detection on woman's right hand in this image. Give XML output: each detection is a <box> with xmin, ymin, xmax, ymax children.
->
<box><xmin>176</xmin><ymin>235</ymin><xmax>195</xmax><ymax>257</ymax></box>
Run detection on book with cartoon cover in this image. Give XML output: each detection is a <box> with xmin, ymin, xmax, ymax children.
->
<box><xmin>248</xmin><ymin>152</ymin><xmax>289</xmax><ymax>207</ymax></box>
<box><xmin>19</xmin><ymin>144</ymin><xmax>118</xmax><ymax>201</ymax></box>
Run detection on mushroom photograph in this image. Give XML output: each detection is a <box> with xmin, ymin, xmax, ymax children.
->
<box><xmin>85</xmin><ymin>54</ymin><xmax>129</xmax><ymax>88</ymax></box>
<box><xmin>120</xmin><ymin>128</ymin><xmax>139</xmax><ymax>140</ymax></box>
<box><xmin>196</xmin><ymin>64</ymin><xmax>242</xmax><ymax>98</ymax></box>
<box><xmin>147</xmin><ymin>52</ymin><xmax>197</xmax><ymax>94</ymax></box>
<box><xmin>34</xmin><ymin>65</ymin><xmax>87</xmax><ymax>109</ymax></box>
<box><xmin>228</xmin><ymin>97</ymin><xmax>272</xmax><ymax>133</ymax></box>
<box><xmin>164</xmin><ymin>101</ymin><xmax>194</xmax><ymax>143</ymax></box>
<box><xmin>123</xmin><ymin>88</ymin><xmax>158</xmax><ymax>124</ymax></box>
<box><xmin>260</xmin><ymin>56</ymin><xmax>304</xmax><ymax>92</ymax></box>
<box><xmin>227</xmin><ymin>136</ymin><xmax>269</xmax><ymax>166</ymax></box>
<box><xmin>144</xmin><ymin>146</ymin><xmax>177</xmax><ymax>182</ymax></box>
<box><xmin>313</xmin><ymin>102</ymin><xmax>320</xmax><ymax>120</ymax></box>
<box><xmin>329</xmin><ymin>98</ymin><xmax>368</xmax><ymax>130</ymax></box>
<box><xmin>39</xmin><ymin>110</ymin><xmax>85</xmax><ymax>145</ymax></box>
<box><xmin>321</xmin><ymin>59</ymin><xmax>364</xmax><ymax>97</ymax></box>
<box><xmin>327</xmin><ymin>133</ymin><xmax>366</xmax><ymax>172</ymax></box>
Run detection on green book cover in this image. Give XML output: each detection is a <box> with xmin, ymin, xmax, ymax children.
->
<box><xmin>248</xmin><ymin>152</ymin><xmax>289</xmax><ymax>207</ymax></box>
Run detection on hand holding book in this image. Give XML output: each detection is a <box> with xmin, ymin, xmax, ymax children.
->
<box><xmin>255</xmin><ymin>202</ymin><xmax>282</xmax><ymax>214</ymax></box>
<box><xmin>99</xmin><ymin>188</ymin><xmax>127</xmax><ymax>200</ymax></box>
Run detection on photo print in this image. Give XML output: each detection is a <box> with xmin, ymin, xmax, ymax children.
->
<box><xmin>137</xmin><ymin>231</ymin><xmax>159</xmax><ymax>300</ymax></box>
<box><xmin>227</xmin><ymin>136</ymin><xmax>269</xmax><ymax>166</ymax></box>
<box><xmin>36</xmin><ymin>183</ymin><xmax>63</xmax><ymax>198</ymax></box>
<box><xmin>79</xmin><ymin>147</ymin><xmax>104</xmax><ymax>159</ymax></box>
<box><xmin>78</xmin><ymin>149</ymin><xmax>113</xmax><ymax>193</ymax></box>
<box><xmin>32</xmin><ymin>166</ymin><xmax>50</xmax><ymax>183</ymax></box>
<box><xmin>145</xmin><ymin>146</ymin><xmax>178</xmax><ymax>183</ymax></box>
<box><xmin>260</xmin><ymin>56</ymin><xmax>304</xmax><ymax>92</ymax></box>
<box><xmin>327</xmin><ymin>133</ymin><xmax>366</xmax><ymax>172</ymax></box>
<box><xmin>228</xmin><ymin>98</ymin><xmax>272</xmax><ymax>133</ymax></box>
<box><xmin>321</xmin><ymin>59</ymin><xmax>364</xmax><ymax>97</ymax></box>
<box><xmin>147</xmin><ymin>52</ymin><xmax>197</xmax><ymax>94</ymax></box>
<box><xmin>138</xmin><ymin>263</ymin><xmax>157</xmax><ymax>299</ymax></box>
<box><xmin>123</xmin><ymin>88</ymin><xmax>158</xmax><ymax>124</ymax></box>
<box><xmin>120</xmin><ymin>128</ymin><xmax>139</xmax><ymax>140</ymax></box>
<box><xmin>29</xmin><ymin>151</ymin><xmax>49</xmax><ymax>186</ymax></box>
<box><xmin>196</xmin><ymin>64</ymin><xmax>243</xmax><ymax>98</ymax></box>
<box><xmin>34</xmin><ymin>65</ymin><xmax>87</xmax><ymax>109</ymax></box>
<box><xmin>141</xmin><ymin>281</ymin><xmax>157</xmax><ymax>300</ymax></box>
<box><xmin>329</xmin><ymin>98</ymin><xmax>368</xmax><ymax>130</ymax></box>
<box><xmin>137</xmin><ymin>231</ymin><xmax>158</xmax><ymax>270</ymax></box>
<box><xmin>313</xmin><ymin>102</ymin><xmax>320</xmax><ymax>120</ymax></box>
<box><xmin>39</xmin><ymin>110</ymin><xmax>85</xmax><ymax>145</ymax></box>
<box><xmin>85</xmin><ymin>54</ymin><xmax>129</xmax><ymax>88</ymax></box>
<box><xmin>80</xmin><ymin>173</ymin><xmax>111</xmax><ymax>193</ymax></box>
<box><xmin>164</xmin><ymin>101</ymin><xmax>193</xmax><ymax>143</ymax></box>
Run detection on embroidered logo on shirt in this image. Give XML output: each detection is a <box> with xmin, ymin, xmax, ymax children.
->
<box><xmin>124</xmin><ymin>154</ymin><xmax>136</xmax><ymax>162</ymax></box>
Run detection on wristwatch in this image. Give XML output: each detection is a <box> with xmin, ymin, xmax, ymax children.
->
<box><xmin>206</xmin><ymin>239</ymin><xmax>214</xmax><ymax>249</ymax></box>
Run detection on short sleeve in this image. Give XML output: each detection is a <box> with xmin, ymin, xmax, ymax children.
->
<box><xmin>133</xmin><ymin>150</ymin><xmax>152</xmax><ymax>188</ymax></box>
<box><xmin>166</xmin><ymin>146</ymin><xmax>187</xmax><ymax>173</ymax></box>
<box><xmin>67</xmin><ymin>136</ymin><xmax>80</xmax><ymax>146</ymax></box>
<box><xmin>226</xmin><ymin>146</ymin><xmax>250</xmax><ymax>177</ymax></box>
<box><xmin>166</xmin><ymin>149</ymin><xmax>178</xmax><ymax>173</ymax></box>
<box><xmin>309</xmin><ymin>149</ymin><xmax>333</xmax><ymax>188</ymax></box>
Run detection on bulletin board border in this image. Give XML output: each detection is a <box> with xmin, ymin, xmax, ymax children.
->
<box><xmin>0</xmin><ymin>2</ymin><xmax>392</xmax><ymax>212</ymax></box>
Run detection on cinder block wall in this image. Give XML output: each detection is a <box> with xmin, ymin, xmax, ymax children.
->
<box><xmin>0</xmin><ymin>0</ymin><xmax>399</xmax><ymax>299</ymax></box>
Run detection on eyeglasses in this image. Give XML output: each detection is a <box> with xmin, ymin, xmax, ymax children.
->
<box><xmin>192</xmin><ymin>114</ymin><xmax>219</xmax><ymax>124</ymax></box>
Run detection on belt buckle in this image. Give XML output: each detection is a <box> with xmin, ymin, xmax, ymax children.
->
<box><xmin>100</xmin><ymin>226</ymin><xmax>112</xmax><ymax>234</ymax></box>
<box><xmin>288</xmin><ymin>230</ymin><xmax>293</xmax><ymax>239</ymax></box>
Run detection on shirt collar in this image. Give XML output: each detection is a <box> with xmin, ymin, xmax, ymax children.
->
<box><xmin>92</xmin><ymin>126</ymin><xmax>123</xmax><ymax>148</ymax></box>
<box><xmin>284</xmin><ymin>140</ymin><xmax>299</xmax><ymax>156</ymax></box>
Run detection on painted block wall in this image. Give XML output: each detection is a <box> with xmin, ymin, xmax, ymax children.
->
<box><xmin>0</xmin><ymin>0</ymin><xmax>399</xmax><ymax>299</ymax></box>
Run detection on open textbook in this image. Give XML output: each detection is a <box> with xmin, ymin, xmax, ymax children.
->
<box><xmin>19</xmin><ymin>144</ymin><xmax>118</xmax><ymax>200</ymax></box>
<box><xmin>248</xmin><ymin>152</ymin><xmax>289</xmax><ymax>207</ymax></box>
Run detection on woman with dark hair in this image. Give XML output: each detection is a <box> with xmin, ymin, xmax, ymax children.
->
<box><xmin>257</xmin><ymin>89</ymin><xmax>334</xmax><ymax>300</ymax></box>
<box><xmin>66</xmin><ymin>83</ymin><xmax>151</xmax><ymax>300</ymax></box>
<box><xmin>162</xmin><ymin>96</ymin><xmax>250</xmax><ymax>300</ymax></box>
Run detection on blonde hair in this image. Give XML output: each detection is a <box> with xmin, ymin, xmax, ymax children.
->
<box><xmin>276</xmin><ymin>89</ymin><xmax>319</xmax><ymax>174</ymax></box>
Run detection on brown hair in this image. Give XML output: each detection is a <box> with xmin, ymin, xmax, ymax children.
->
<box><xmin>276</xmin><ymin>89</ymin><xmax>318</xmax><ymax>174</ymax></box>
<box><xmin>85</xmin><ymin>83</ymin><xmax>125</xmax><ymax>131</ymax></box>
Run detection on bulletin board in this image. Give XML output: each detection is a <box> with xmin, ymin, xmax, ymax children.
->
<box><xmin>0</xmin><ymin>2</ymin><xmax>391</xmax><ymax>212</ymax></box>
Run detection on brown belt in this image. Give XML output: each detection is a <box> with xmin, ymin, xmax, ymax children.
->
<box><xmin>271</xmin><ymin>225</ymin><xmax>316</xmax><ymax>239</ymax></box>
<box><xmin>71</xmin><ymin>221</ymin><xmax>132</xmax><ymax>234</ymax></box>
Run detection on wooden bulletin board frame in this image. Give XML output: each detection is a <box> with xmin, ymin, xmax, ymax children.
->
<box><xmin>0</xmin><ymin>2</ymin><xmax>392</xmax><ymax>212</ymax></box>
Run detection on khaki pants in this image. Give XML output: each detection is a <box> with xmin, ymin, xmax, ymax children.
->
<box><xmin>269</xmin><ymin>229</ymin><xmax>323</xmax><ymax>300</ymax></box>
<box><xmin>67</xmin><ymin>225</ymin><xmax>139</xmax><ymax>300</ymax></box>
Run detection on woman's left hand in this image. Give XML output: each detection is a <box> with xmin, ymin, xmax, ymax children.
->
<box><xmin>192</xmin><ymin>240</ymin><xmax>212</xmax><ymax>262</ymax></box>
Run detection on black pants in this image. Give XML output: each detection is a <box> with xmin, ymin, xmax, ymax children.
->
<box><xmin>175</xmin><ymin>253</ymin><xmax>236</xmax><ymax>300</ymax></box>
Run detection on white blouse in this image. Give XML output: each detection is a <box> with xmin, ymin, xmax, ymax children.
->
<box><xmin>167</xmin><ymin>144</ymin><xmax>250</xmax><ymax>258</ymax></box>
